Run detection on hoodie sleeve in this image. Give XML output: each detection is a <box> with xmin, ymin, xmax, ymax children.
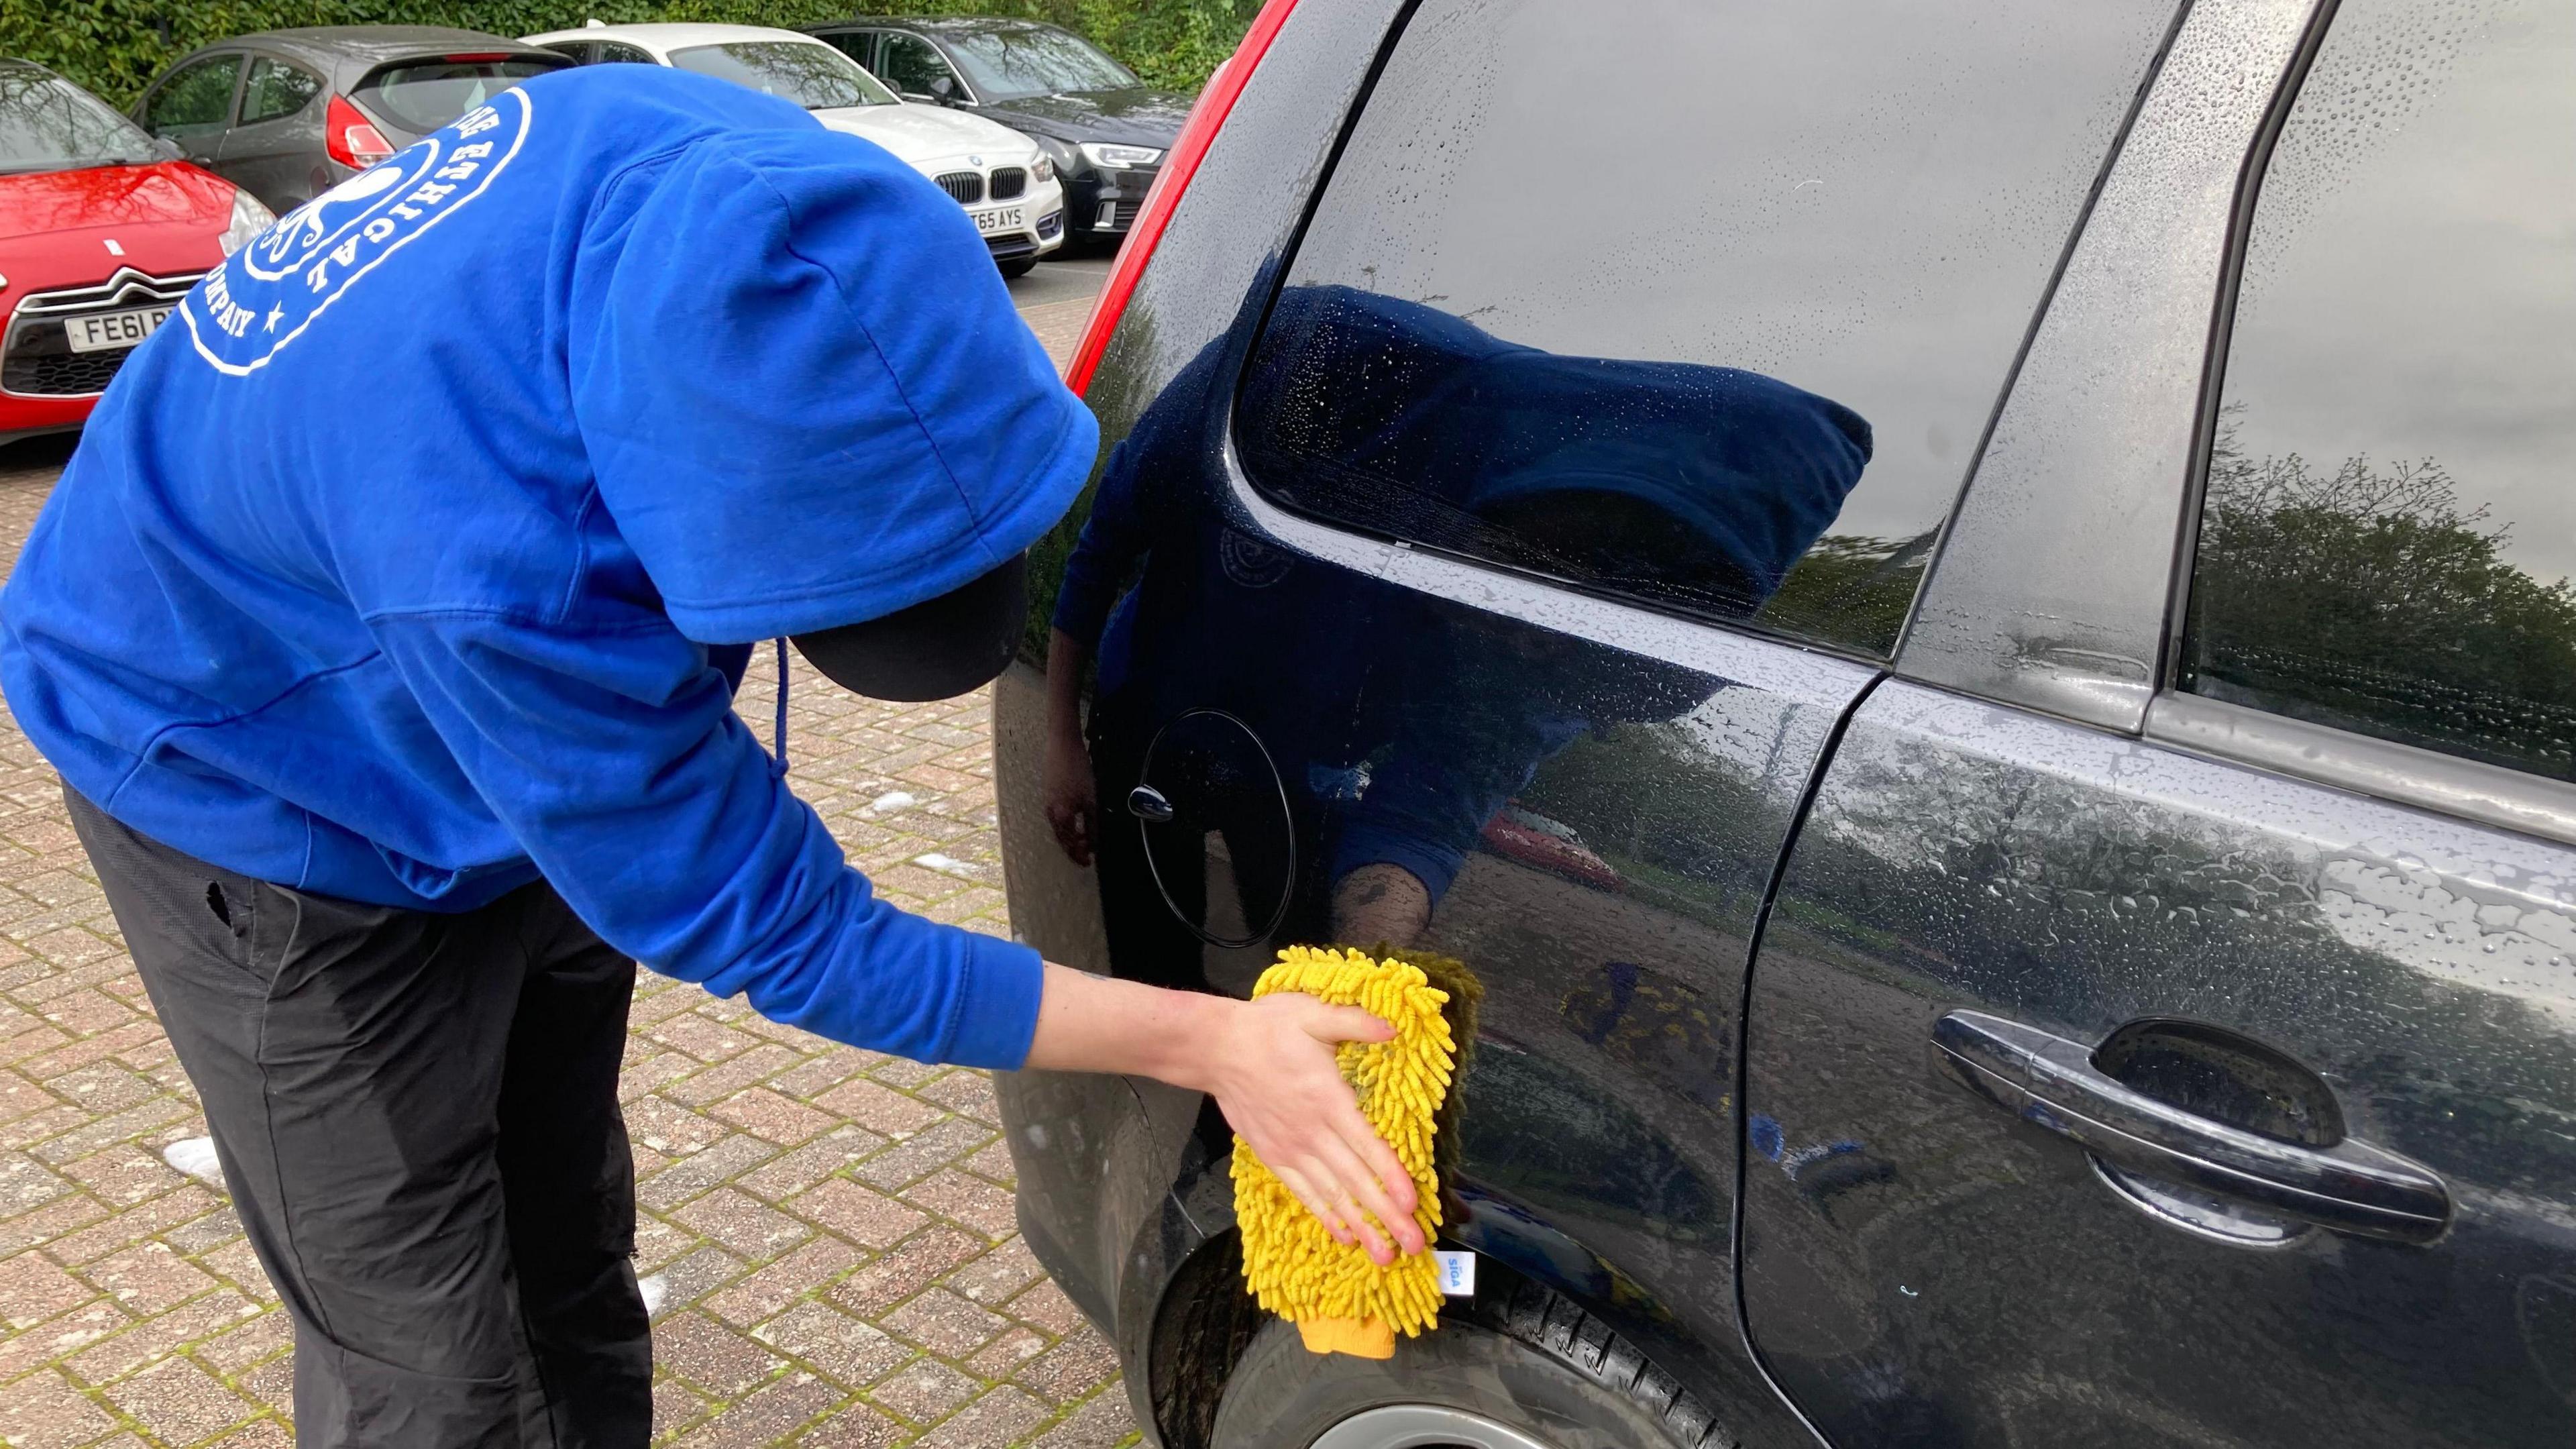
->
<box><xmin>368</xmin><ymin>608</ymin><xmax>1042</xmax><ymax>1069</ymax></box>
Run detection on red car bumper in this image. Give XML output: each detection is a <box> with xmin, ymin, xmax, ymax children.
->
<box><xmin>0</xmin><ymin>390</ymin><xmax>97</xmax><ymax>443</ymax></box>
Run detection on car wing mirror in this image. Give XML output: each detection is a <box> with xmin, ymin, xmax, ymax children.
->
<box><xmin>928</xmin><ymin>75</ymin><xmax>955</xmax><ymax>103</ymax></box>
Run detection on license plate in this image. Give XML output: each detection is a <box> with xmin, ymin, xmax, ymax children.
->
<box><xmin>973</xmin><ymin>206</ymin><xmax>1024</xmax><ymax>235</ymax></box>
<box><xmin>64</xmin><ymin>305</ymin><xmax>172</xmax><ymax>354</ymax></box>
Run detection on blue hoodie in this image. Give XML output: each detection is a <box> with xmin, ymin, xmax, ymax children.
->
<box><xmin>0</xmin><ymin>66</ymin><xmax>1095</xmax><ymax>1068</ymax></box>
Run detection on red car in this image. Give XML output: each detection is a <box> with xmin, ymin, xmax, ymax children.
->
<box><xmin>1</xmin><ymin>60</ymin><xmax>270</xmax><ymax>444</ymax></box>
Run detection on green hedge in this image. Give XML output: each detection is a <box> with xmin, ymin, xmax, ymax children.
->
<box><xmin>4</xmin><ymin>0</ymin><xmax>1254</xmax><ymax>109</ymax></box>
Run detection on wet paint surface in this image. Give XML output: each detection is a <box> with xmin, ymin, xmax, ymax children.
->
<box><xmin>1744</xmin><ymin>680</ymin><xmax>2576</xmax><ymax>1446</ymax></box>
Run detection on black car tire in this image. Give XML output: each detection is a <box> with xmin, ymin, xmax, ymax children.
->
<box><xmin>1208</xmin><ymin>1279</ymin><xmax>1726</xmax><ymax>1449</ymax></box>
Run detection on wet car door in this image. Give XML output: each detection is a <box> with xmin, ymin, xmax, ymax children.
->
<box><xmin>1739</xmin><ymin>0</ymin><xmax>2576</xmax><ymax>1442</ymax></box>
<box><xmin>1018</xmin><ymin>0</ymin><xmax>2181</xmax><ymax>1431</ymax></box>
<box><xmin>217</xmin><ymin>54</ymin><xmax>325</xmax><ymax>210</ymax></box>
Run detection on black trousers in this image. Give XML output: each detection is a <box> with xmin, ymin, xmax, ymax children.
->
<box><xmin>68</xmin><ymin>790</ymin><xmax>651</xmax><ymax>1448</ymax></box>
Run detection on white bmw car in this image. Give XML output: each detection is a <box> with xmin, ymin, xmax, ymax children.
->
<box><xmin>520</xmin><ymin>23</ymin><xmax>1065</xmax><ymax>274</ymax></box>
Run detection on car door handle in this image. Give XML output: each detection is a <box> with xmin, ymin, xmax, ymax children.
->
<box><xmin>1126</xmin><ymin>784</ymin><xmax>1176</xmax><ymax>824</ymax></box>
<box><xmin>1932</xmin><ymin>1010</ymin><xmax>2450</xmax><ymax>1244</ymax></box>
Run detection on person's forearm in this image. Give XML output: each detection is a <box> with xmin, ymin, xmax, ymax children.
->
<box><xmin>1044</xmin><ymin>627</ymin><xmax>1090</xmax><ymax>741</ymax></box>
<box><xmin>1023</xmin><ymin>961</ymin><xmax>1230</xmax><ymax>1091</ymax></box>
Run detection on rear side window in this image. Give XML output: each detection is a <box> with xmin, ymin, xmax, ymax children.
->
<box><xmin>239</xmin><ymin>56</ymin><xmax>320</xmax><ymax>125</ymax></box>
<box><xmin>142</xmin><ymin>54</ymin><xmax>241</xmax><ymax>134</ymax></box>
<box><xmin>2182</xmin><ymin>0</ymin><xmax>2576</xmax><ymax>780</ymax></box>
<box><xmin>1235</xmin><ymin>0</ymin><xmax>2178</xmax><ymax>657</ymax></box>
<box><xmin>354</xmin><ymin>58</ymin><xmax>559</xmax><ymax>134</ymax></box>
<box><xmin>598</xmin><ymin>44</ymin><xmax>654</xmax><ymax>66</ymax></box>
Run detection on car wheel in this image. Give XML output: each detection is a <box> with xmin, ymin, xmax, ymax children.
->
<box><xmin>999</xmin><ymin>256</ymin><xmax>1038</xmax><ymax>278</ymax></box>
<box><xmin>1208</xmin><ymin>1279</ymin><xmax>1726</xmax><ymax>1449</ymax></box>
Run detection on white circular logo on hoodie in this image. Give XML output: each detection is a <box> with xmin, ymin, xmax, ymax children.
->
<box><xmin>183</xmin><ymin>88</ymin><xmax>534</xmax><ymax>376</ymax></box>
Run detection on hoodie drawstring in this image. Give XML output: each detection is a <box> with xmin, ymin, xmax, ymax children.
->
<box><xmin>772</xmin><ymin>637</ymin><xmax>790</xmax><ymax>780</ymax></box>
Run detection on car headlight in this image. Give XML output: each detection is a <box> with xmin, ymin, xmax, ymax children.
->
<box><xmin>219</xmin><ymin>188</ymin><xmax>276</xmax><ymax>258</ymax></box>
<box><xmin>1031</xmin><ymin>154</ymin><xmax>1054</xmax><ymax>183</ymax></box>
<box><xmin>1078</xmin><ymin>142</ymin><xmax>1163</xmax><ymax>169</ymax></box>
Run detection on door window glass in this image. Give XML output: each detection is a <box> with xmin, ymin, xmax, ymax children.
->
<box><xmin>1232</xmin><ymin>0</ymin><xmax>2178</xmax><ymax>658</ymax></box>
<box><xmin>597</xmin><ymin>43</ymin><xmax>653</xmax><ymax>65</ymax></box>
<box><xmin>541</xmin><ymin>42</ymin><xmax>596</xmax><ymax>65</ymax></box>
<box><xmin>142</xmin><ymin>54</ymin><xmax>241</xmax><ymax>135</ymax></box>
<box><xmin>812</xmin><ymin>32</ymin><xmax>875</xmax><ymax>69</ymax></box>
<box><xmin>2182</xmin><ymin>0</ymin><xmax>2576</xmax><ymax>781</ymax></box>
<box><xmin>876</xmin><ymin>34</ymin><xmax>959</xmax><ymax>97</ymax></box>
<box><xmin>239</xmin><ymin>56</ymin><xmax>319</xmax><ymax>125</ymax></box>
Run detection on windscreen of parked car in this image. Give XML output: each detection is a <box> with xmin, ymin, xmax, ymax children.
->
<box><xmin>941</xmin><ymin>25</ymin><xmax>1138</xmax><ymax>99</ymax></box>
<box><xmin>1233</xmin><ymin>0</ymin><xmax>2182</xmax><ymax>659</ymax></box>
<box><xmin>667</xmin><ymin>42</ymin><xmax>896</xmax><ymax>109</ymax></box>
<box><xmin>356</xmin><ymin>57</ymin><xmax>564</xmax><ymax>134</ymax></box>
<box><xmin>2182</xmin><ymin>0</ymin><xmax>2576</xmax><ymax>780</ymax></box>
<box><xmin>0</xmin><ymin>65</ymin><xmax>162</xmax><ymax>173</ymax></box>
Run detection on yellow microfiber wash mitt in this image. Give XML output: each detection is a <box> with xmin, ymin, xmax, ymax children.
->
<box><xmin>1230</xmin><ymin>945</ymin><xmax>1461</xmax><ymax>1358</ymax></box>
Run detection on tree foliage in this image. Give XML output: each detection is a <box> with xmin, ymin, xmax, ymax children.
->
<box><xmin>2</xmin><ymin>0</ymin><xmax>1254</xmax><ymax>110</ymax></box>
<box><xmin>2185</xmin><ymin>409</ymin><xmax>2576</xmax><ymax>779</ymax></box>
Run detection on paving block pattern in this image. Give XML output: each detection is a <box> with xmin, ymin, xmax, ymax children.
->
<box><xmin>0</xmin><ymin>281</ymin><xmax>1138</xmax><ymax>1446</ymax></box>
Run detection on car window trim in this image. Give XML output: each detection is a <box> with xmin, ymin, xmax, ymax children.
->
<box><xmin>1893</xmin><ymin>0</ymin><xmax>2333</xmax><ymax>735</ymax></box>
<box><xmin>2143</xmin><ymin>690</ymin><xmax>2576</xmax><ymax>851</ymax></box>
<box><xmin>1218</xmin><ymin>424</ymin><xmax>1883</xmax><ymax>710</ymax></box>
<box><xmin>2159</xmin><ymin>0</ymin><xmax>2345</xmax><ymax>686</ymax></box>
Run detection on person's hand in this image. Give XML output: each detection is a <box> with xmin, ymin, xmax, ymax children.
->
<box><xmin>1020</xmin><ymin>965</ymin><xmax>1424</xmax><ymax>1264</ymax></box>
<box><xmin>1199</xmin><ymin>992</ymin><xmax>1425</xmax><ymax>1265</ymax></box>
<box><xmin>1042</xmin><ymin>726</ymin><xmax>1097</xmax><ymax>867</ymax></box>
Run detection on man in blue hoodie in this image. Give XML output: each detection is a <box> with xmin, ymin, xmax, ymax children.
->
<box><xmin>0</xmin><ymin>66</ymin><xmax>1417</xmax><ymax>1447</ymax></box>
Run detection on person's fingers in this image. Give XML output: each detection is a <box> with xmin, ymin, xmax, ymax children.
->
<box><xmin>1301</xmin><ymin>1001</ymin><xmax>1395</xmax><ymax>1046</ymax></box>
<box><xmin>1316</xmin><ymin>1131</ymin><xmax>1416</xmax><ymax>1257</ymax></box>
<box><xmin>1334</xmin><ymin>1192</ymin><xmax>1394</xmax><ymax>1265</ymax></box>
<box><xmin>1340</xmin><ymin>1114</ymin><xmax>1420</xmax><ymax>1228</ymax></box>
<box><xmin>1048</xmin><ymin>798</ymin><xmax>1093</xmax><ymax>867</ymax></box>
<box><xmin>1272</xmin><ymin>1161</ymin><xmax>1352</xmax><ymax>1246</ymax></box>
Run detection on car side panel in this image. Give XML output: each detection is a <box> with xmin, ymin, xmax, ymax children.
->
<box><xmin>991</xmin><ymin>2</ymin><xmax>1832</xmax><ymax>1444</ymax></box>
<box><xmin>1742</xmin><ymin>680</ymin><xmax>2576</xmax><ymax>1446</ymax></box>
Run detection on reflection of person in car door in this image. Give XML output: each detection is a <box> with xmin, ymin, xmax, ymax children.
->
<box><xmin>1</xmin><ymin>66</ymin><xmax>1421</xmax><ymax>1449</ymax></box>
<box><xmin>1042</xmin><ymin>286</ymin><xmax>1872</xmax><ymax>950</ymax></box>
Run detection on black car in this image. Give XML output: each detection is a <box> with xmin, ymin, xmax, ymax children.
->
<box><xmin>800</xmin><ymin>17</ymin><xmax>1186</xmax><ymax>246</ymax></box>
<box><xmin>129</xmin><ymin>28</ymin><xmax>569</xmax><ymax>213</ymax></box>
<box><xmin>994</xmin><ymin>1</ymin><xmax>2576</xmax><ymax>1447</ymax></box>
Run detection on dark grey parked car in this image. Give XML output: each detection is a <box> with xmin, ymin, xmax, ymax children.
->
<box><xmin>800</xmin><ymin>17</ymin><xmax>1185</xmax><ymax>246</ymax></box>
<box><xmin>994</xmin><ymin>1</ymin><xmax>2576</xmax><ymax>1447</ymax></box>
<box><xmin>129</xmin><ymin>28</ymin><xmax>568</xmax><ymax>213</ymax></box>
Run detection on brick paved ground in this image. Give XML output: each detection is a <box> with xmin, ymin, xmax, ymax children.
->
<box><xmin>0</xmin><ymin>266</ymin><xmax>1134</xmax><ymax>1448</ymax></box>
